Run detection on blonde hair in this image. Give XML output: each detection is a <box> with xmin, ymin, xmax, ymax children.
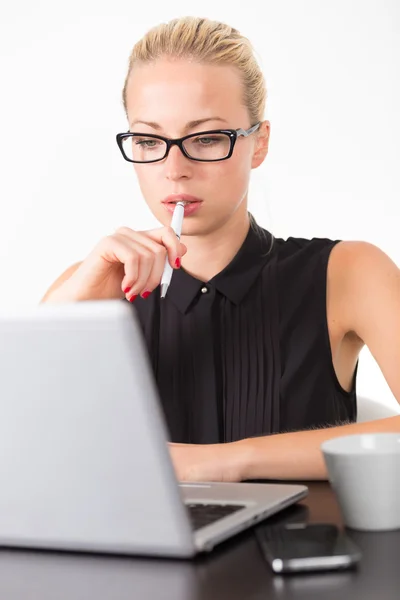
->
<box><xmin>122</xmin><ymin>16</ymin><xmax>267</xmax><ymax>125</ymax></box>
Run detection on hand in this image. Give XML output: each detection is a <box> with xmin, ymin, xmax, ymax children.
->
<box><xmin>168</xmin><ymin>441</ymin><xmax>247</xmax><ymax>482</ymax></box>
<box><xmin>48</xmin><ymin>226</ymin><xmax>187</xmax><ymax>303</ymax></box>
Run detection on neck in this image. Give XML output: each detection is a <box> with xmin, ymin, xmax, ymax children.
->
<box><xmin>180</xmin><ymin>209</ymin><xmax>251</xmax><ymax>282</ymax></box>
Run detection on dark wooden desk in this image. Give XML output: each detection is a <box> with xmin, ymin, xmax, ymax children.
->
<box><xmin>0</xmin><ymin>482</ymin><xmax>398</xmax><ymax>600</ymax></box>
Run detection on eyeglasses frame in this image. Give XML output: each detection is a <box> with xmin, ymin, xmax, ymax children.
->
<box><xmin>116</xmin><ymin>122</ymin><xmax>261</xmax><ymax>163</ymax></box>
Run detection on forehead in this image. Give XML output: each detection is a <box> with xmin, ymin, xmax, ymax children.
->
<box><xmin>125</xmin><ymin>59</ymin><xmax>247</xmax><ymax>128</ymax></box>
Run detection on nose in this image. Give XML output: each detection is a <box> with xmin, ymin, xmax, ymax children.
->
<box><xmin>164</xmin><ymin>144</ymin><xmax>192</xmax><ymax>181</ymax></box>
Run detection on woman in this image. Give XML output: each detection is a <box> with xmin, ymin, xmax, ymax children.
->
<box><xmin>42</xmin><ymin>16</ymin><xmax>400</xmax><ymax>482</ymax></box>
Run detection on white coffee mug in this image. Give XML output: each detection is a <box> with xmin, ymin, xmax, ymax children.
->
<box><xmin>321</xmin><ymin>433</ymin><xmax>400</xmax><ymax>531</ymax></box>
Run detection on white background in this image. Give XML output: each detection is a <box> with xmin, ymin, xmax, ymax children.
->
<box><xmin>0</xmin><ymin>0</ymin><xmax>399</xmax><ymax>411</ymax></box>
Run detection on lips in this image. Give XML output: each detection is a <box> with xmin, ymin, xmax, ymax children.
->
<box><xmin>162</xmin><ymin>194</ymin><xmax>203</xmax><ymax>205</ymax></box>
<box><xmin>162</xmin><ymin>197</ymin><xmax>203</xmax><ymax>216</ymax></box>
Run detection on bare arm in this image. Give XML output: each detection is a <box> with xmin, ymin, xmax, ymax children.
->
<box><xmin>233</xmin><ymin>415</ymin><xmax>400</xmax><ymax>480</ymax></box>
<box><xmin>170</xmin><ymin>415</ymin><xmax>400</xmax><ymax>482</ymax></box>
<box><xmin>40</xmin><ymin>262</ymin><xmax>82</xmax><ymax>303</ymax></box>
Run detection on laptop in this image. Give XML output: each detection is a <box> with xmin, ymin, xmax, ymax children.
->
<box><xmin>0</xmin><ymin>299</ymin><xmax>307</xmax><ymax>558</ymax></box>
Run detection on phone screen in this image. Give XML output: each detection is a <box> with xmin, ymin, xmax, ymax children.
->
<box><xmin>256</xmin><ymin>523</ymin><xmax>361</xmax><ymax>572</ymax></box>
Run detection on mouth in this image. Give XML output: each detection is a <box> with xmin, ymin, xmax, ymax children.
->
<box><xmin>162</xmin><ymin>194</ymin><xmax>203</xmax><ymax>205</ymax></box>
<box><xmin>162</xmin><ymin>194</ymin><xmax>203</xmax><ymax>216</ymax></box>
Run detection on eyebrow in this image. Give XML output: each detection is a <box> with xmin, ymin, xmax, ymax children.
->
<box><xmin>129</xmin><ymin>117</ymin><xmax>229</xmax><ymax>133</ymax></box>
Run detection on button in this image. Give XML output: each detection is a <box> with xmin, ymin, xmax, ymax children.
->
<box><xmin>201</xmin><ymin>286</ymin><xmax>208</xmax><ymax>294</ymax></box>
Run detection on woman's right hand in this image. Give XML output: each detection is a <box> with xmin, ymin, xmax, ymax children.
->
<box><xmin>46</xmin><ymin>226</ymin><xmax>187</xmax><ymax>303</ymax></box>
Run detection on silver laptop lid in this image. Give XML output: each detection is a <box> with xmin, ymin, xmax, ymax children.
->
<box><xmin>0</xmin><ymin>300</ymin><xmax>195</xmax><ymax>557</ymax></box>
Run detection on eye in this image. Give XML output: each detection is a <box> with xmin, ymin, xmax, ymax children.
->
<box><xmin>194</xmin><ymin>136</ymin><xmax>221</xmax><ymax>145</ymax></box>
<box><xmin>134</xmin><ymin>138</ymin><xmax>162</xmax><ymax>148</ymax></box>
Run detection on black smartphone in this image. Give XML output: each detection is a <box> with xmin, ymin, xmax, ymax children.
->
<box><xmin>256</xmin><ymin>522</ymin><xmax>362</xmax><ymax>574</ymax></box>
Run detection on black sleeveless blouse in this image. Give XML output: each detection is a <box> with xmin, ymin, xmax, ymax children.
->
<box><xmin>129</xmin><ymin>222</ymin><xmax>358</xmax><ymax>443</ymax></box>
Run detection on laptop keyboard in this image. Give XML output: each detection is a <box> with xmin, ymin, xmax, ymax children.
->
<box><xmin>186</xmin><ymin>503</ymin><xmax>246</xmax><ymax>531</ymax></box>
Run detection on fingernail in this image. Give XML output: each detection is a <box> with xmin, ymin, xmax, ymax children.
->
<box><xmin>129</xmin><ymin>294</ymin><xmax>138</xmax><ymax>303</ymax></box>
<box><xmin>174</xmin><ymin>257</ymin><xmax>181</xmax><ymax>268</ymax></box>
<box><xmin>142</xmin><ymin>291</ymin><xmax>151</xmax><ymax>299</ymax></box>
<box><xmin>124</xmin><ymin>286</ymin><xmax>131</xmax><ymax>294</ymax></box>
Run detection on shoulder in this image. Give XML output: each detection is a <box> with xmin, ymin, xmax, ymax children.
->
<box><xmin>328</xmin><ymin>239</ymin><xmax>393</xmax><ymax>265</ymax></box>
<box><xmin>272</xmin><ymin>234</ymin><xmax>391</xmax><ymax>272</ymax></box>
<box><xmin>327</xmin><ymin>239</ymin><xmax>397</xmax><ymax>289</ymax></box>
<box><xmin>326</xmin><ymin>240</ymin><xmax>400</xmax><ymax>338</ymax></box>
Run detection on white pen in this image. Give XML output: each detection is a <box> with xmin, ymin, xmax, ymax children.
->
<box><xmin>160</xmin><ymin>201</ymin><xmax>185</xmax><ymax>298</ymax></box>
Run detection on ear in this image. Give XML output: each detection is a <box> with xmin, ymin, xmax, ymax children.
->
<box><xmin>251</xmin><ymin>120</ymin><xmax>270</xmax><ymax>169</ymax></box>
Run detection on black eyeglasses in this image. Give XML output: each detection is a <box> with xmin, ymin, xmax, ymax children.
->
<box><xmin>116</xmin><ymin>123</ymin><xmax>261</xmax><ymax>163</ymax></box>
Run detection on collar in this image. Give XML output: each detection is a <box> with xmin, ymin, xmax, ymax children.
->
<box><xmin>166</xmin><ymin>224</ymin><xmax>274</xmax><ymax>314</ymax></box>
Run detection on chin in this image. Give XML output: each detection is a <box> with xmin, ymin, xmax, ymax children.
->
<box><xmin>181</xmin><ymin>218</ymin><xmax>224</xmax><ymax>238</ymax></box>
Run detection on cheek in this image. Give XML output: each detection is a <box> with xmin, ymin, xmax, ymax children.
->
<box><xmin>133</xmin><ymin>165</ymin><xmax>157</xmax><ymax>193</ymax></box>
<box><xmin>209</xmin><ymin>149</ymin><xmax>251</xmax><ymax>182</ymax></box>
<box><xmin>218</xmin><ymin>151</ymin><xmax>252</xmax><ymax>187</ymax></box>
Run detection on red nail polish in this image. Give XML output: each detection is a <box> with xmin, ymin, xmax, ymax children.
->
<box><xmin>124</xmin><ymin>286</ymin><xmax>131</xmax><ymax>294</ymax></box>
<box><xmin>175</xmin><ymin>257</ymin><xmax>181</xmax><ymax>268</ymax></box>
<box><xmin>129</xmin><ymin>294</ymin><xmax>138</xmax><ymax>303</ymax></box>
<box><xmin>142</xmin><ymin>291</ymin><xmax>151</xmax><ymax>299</ymax></box>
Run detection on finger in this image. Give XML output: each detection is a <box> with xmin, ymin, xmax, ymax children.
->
<box><xmin>139</xmin><ymin>226</ymin><xmax>186</xmax><ymax>268</ymax></box>
<box><xmin>112</xmin><ymin>234</ymin><xmax>156</xmax><ymax>298</ymax></box>
<box><xmin>120</xmin><ymin>236</ymin><xmax>170</xmax><ymax>297</ymax></box>
<box><xmin>116</xmin><ymin>226</ymin><xmax>187</xmax><ymax>268</ymax></box>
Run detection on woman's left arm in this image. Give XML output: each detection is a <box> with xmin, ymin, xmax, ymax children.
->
<box><xmin>170</xmin><ymin>242</ymin><xmax>400</xmax><ymax>482</ymax></box>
